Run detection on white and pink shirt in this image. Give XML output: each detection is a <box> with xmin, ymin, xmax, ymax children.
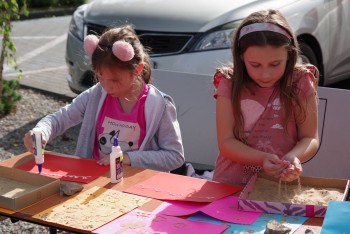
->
<box><xmin>94</xmin><ymin>83</ymin><xmax>149</xmax><ymax>160</ymax></box>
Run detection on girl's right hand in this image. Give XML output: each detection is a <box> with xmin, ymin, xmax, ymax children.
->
<box><xmin>23</xmin><ymin>130</ymin><xmax>47</xmax><ymax>154</ymax></box>
<box><xmin>280</xmin><ymin>155</ymin><xmax>302</xmax><ymax>182</ymax></box>
<box><xmin>263</xmin><ymin>155</ymin><xmax>290</xmax><ymax>178</ymax></box>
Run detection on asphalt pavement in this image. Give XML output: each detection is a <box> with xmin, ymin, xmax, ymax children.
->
<box><xmin>3</xmin><ymin>16</ymin><xmax>77</xmax><ymax>99</ymax></box>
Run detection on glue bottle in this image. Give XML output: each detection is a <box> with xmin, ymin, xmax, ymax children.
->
<box><xmin>32</xmin><ymin>129</ymin><xmax>44</xmax><ymax>174</ymax></box>
<box><xmin>110</xmin><ymin>135</ymin><xmax>123</xmax><ymax>183</ymax></box>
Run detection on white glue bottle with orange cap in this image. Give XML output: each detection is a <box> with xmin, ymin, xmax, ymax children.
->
<box><xmin>110</xmin><ymin>135</ymin><xmax>123</xmax><ymax>183</ymax></box>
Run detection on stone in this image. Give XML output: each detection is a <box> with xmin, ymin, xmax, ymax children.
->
<box><xmin>265</xmin><ymin>220</ymin><xmax>292</xmax><ymax>234</ymax></box>
<box><xmin>60</xmin><ymin>181</ymin><xmax>83</xmax><ymax>196</ymax></box>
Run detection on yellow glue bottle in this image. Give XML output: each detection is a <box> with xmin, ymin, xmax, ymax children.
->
<box><xmin>110</xmin><ymin>135</ymin><xmax>123</xmax><ymax>183</ymax></box>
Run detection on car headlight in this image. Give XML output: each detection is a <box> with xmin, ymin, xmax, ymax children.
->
<box><xmin>69</xmin><ymin>4</ymin><xmax>87</xmax><ymax>41</ymax></box>
<box><xmin>193</xmin><ymin>21</ymin><xmax>241</xmax><ymax>51</ymax></box>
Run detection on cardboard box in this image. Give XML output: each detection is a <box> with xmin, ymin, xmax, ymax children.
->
<box><xmin>0</xmin><ymin>166</ymin><xmax>60</xmax><ymax>211</ymax></box>
<box><xmin>238</xmin><ymin>173</ymin><xmax>349</xmax><ymax>217</ymax></box>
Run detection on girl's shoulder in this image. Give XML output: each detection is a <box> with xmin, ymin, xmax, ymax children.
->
<box><xmin>148</xmin><ymin>84</ymin><xmax>175</xmax><ymax>105</ymax></box>
<box><xmin>213</xmin><ymin>65</ymin><xmax>234</xmax><ymax>89</ymax></box>
<box><xmin>212</xmin><ymin>65</ymin><xmax>235</xmax><ymax>99</ymax></box>
<box><xmin>292</xmin><ymin>64</ymin><xmax>319</xmax><ymax>88</ymax></box>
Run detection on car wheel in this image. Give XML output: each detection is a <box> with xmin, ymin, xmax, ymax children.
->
<box><xmin>298</xmin><ymin>42</ymin><xmax>324</xmax><ymax>85</ymax></box>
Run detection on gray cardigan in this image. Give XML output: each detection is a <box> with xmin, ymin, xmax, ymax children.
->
<box><xmin>34</xmin><ymin>83</ymin><xmax>185</xmax><ymax>172</ymax></box>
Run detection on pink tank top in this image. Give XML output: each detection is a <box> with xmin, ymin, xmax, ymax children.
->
<box><xmin>213</xmin><ymin>66</ymin><xmax>317</xmax><ymax>185</ymax></box>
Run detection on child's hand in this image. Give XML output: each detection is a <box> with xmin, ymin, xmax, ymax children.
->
<box><xmin>97</xmin><ymin>155</ymin><xmax>110</xmax><ymax>166</ymax></box>
<box><xmin>122</xmin><ymin>153</ymin><xmax>131</xmax><ymax>166</ymax></box>
<box><xmin>97</xmin><ymin>153</ymin><xmax>130</xmax><ymax>166</ymax></box>
<box><xmin>23</xmin><ymin>130</ymin><xmax>47</xmax><ymax>154</ymax></box>
<box><xmin>280</xmin><ymin>155</ymin><xmax>302</xmax><ymax>182</ymax></box>
<box><xmin>263</xmin><ymin>155</ymin><xmax>290</xmax><ymax>178</ymax></box>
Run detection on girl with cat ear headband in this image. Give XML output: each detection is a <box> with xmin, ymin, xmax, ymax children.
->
<box><xmin>24</xmin><ymin>25</ymin><xmax>185</xmax><ymax>174</ymax></box>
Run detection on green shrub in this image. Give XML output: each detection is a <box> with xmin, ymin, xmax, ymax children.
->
<box><xmin>0</xmin><ymin>80</ymin><xmax>22</xmax><ymax>118</ymax></box>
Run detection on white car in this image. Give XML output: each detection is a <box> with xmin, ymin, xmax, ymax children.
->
<box><xmin>65</xmin><ymin>0</ymin><xmax>350</xmax><ymax>94</ymax></box>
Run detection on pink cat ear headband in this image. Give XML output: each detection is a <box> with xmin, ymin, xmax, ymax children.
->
<box><xmin>83</xmin><ymin>34</ymin><xmax>135</xmax><ymax>62</ymax></box>
<box><xmin>239</xmin><ymin>22</ymin><xmax>291</xmax><ymax>40</ymax></box>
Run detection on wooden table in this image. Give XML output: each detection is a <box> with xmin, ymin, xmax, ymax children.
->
<box><xmin>0</xmin><ymin>152</ymin><xmax>324</xmax><ymax>234</ymax></box>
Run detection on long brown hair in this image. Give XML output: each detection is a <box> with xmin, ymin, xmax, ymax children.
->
<box><xmin>229</xmin><ymin>9</ymin><xmax>312</xmax><ymax>143</ymax></box>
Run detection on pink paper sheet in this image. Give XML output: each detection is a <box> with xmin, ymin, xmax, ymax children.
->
<box><xmin>155</xmin><ymin>196</ymin><xmax>262</xmax><ymax>225</ymax></box>
<box><xmin>92</xmin><ymin>209</ymin><xmax>229</xmax><ymax>234</ymax></box>
<box><xmin>123</xmin><ymin>172</ymin><xmax>243</xmax><ymax>202</ymax></box>
<box><xmin>155</xmin><ymin>200</ymin><xmax>207</xmax><ymax>216</ymax></box>
<box><xmin>16</xmin><ymin>153</ymin><xmax>109</xmax><ymax>183</ymax></box>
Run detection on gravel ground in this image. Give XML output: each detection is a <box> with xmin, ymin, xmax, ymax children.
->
<box><xmin>0</xmin><ymin>87</ymin><xmax>80</xmax><ymax>233</ymax></box>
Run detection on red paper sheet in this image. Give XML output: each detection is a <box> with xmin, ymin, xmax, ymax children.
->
<box><xmin>16</xmin><ymin>153</ymin><xmax>109</xmax><ymax>183</ymax></box>
<box><xmin>123</xmin><ymin>172</ymin><xmax>243</xmax><ymax>202</ymax></box>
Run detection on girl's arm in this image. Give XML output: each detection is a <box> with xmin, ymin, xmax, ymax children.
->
<box><xmin>127</xmin><ymin>97</ymin><xmax>185</xmax><ymax>172</ymax></box>
<box><xmin>281</xmin><ymin>93</ymin><xmax>319</xmax><ymax>181</ymax></box>
<box><xmin>216</xmin><ymin>95</ymin><xmax>288</xmax><ymax>176</ymax></box>
<box><xmin>23</xmin><ymin>88</ymin><xmax>92</xmax><ymax>153</ymax></box>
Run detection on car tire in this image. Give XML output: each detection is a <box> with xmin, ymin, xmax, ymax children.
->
<box><xmin>299</xmin><ymin>42</ymin><xmax>324</xmax><ymax>85</ymax></box>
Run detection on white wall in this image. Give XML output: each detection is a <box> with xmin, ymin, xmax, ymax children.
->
<box><xmin>153</xmin><ymin>70</ymin><xmax>350</xmax><ymax>179</ymax></box>
<box><xmin>303</xmin><ymin>87</ymin><xmax>350</xmax><ymax>179</ymax></box>
<box><xmin>153</xmin><ymin>70</ymin><xmax>218</xmax><ymax>169</ymax></box>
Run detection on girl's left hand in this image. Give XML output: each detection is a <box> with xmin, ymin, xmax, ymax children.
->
<box><xmin>280</xmin><ymin>155</ymin><xmax>302</xmax><ymax>182</ymax></box>
<box><xmin>97</xmin><ymin>155</ymin><xmax>110</xmax><ymax>166</ymax></box>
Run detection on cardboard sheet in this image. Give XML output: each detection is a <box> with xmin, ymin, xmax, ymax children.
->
<box><xmin>123</xmin><ymin>172</ymin><xmax>243</xmax><ymax>202</ymax></box>
<box><xmin>238</xmin><ymin>173</ymin><xmax>348</xmax><ymax>217</ymax></box>
<box><xmin>189</xmin><ymin>212</ymin><xmax>308</xmax><ymax>234</ymax></box>
<box><xmin>154</xmin><ymin>199</ymin><xmax>206</xmax><ymax>216</ymax></box>
<box><xmin>93</xmin><ymin>209</ymin><xmax>229</xmax><ymax>234</ymax></box>
<box><xmin>154</xmin><ymin>196</ymin><xmax>262</xmax><ymax>224</ymax></box>
<box><xmin>0</xmin><ymin>166</ymin><xmax>60</xmax><ymax>211</ymax></box>
<box><xmin>321</xmin><ymin>201</ymin><xmax>350</xmax><ymax>234</ymax></box>
<box><xmin>34</xmin><ymin>186</ymin><xmax>151</xmax><ymax>231</ymax></box>
<box><xmin>16</xmin><ymin>153</ymin><xmax>109</xmax><ymax>183</ymax></box>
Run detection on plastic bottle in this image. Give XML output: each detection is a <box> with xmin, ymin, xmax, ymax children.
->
<box><xmin>32</xmin><ymin>129</ymin><xmax>44</xmax><ymax>174</ymax></box>
<box><xmin>110</xmin><ymin>136</ymin><xmax>123</xmax><ymax>183</ymax></box>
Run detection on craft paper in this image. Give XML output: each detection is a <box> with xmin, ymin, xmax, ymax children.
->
<box><xmin>16</xmin><ymin>153</ymin><xmax>109</xmax><ymax>183</ymax></box>
<box><xmin>154</xmin><ymin>196</ymin><xmax>262</xmax><ymax>224</ymax></box>
<box><xmin>188</xmin><ymin>212</ymin><xmax>308</xmax><ymax>234</ymax></box>
<box><xmin>321</xmin><ymin>201</ymin><xmax>350</xmax><ymax>234</ymax></box>
<box><xmin>154</xmin><ymin>200</ymin><xmax>207</xmax><ymax>216</ymax></box>
<box><xmin>295</xmin><ymin>222</ymin><xmax>322</xmax><ymax>234</ymax></box>
<box><xmin>34</xmin><ymin>186</ymin><xmax>151</xmax><ymax>231</ymax></box>
<box><xmin>123</xmin><ymin>172</ymin><xmax>243</xmax><ymax>202</ymax></box>
<box><xmin>93</xmin><ymin>208</ymin><xmax>229</xmax><ymax>234</ymax></box>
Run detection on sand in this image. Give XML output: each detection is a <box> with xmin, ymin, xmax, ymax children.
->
<box><xmin>247</xmin><ymin>178</ymin><xmax>344</xmax><ymax>206</ymax></box>
<box><xmin>0</xmin><ymin>177</ymin><xmax>39</xmax><ymax>198</ymax></box>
